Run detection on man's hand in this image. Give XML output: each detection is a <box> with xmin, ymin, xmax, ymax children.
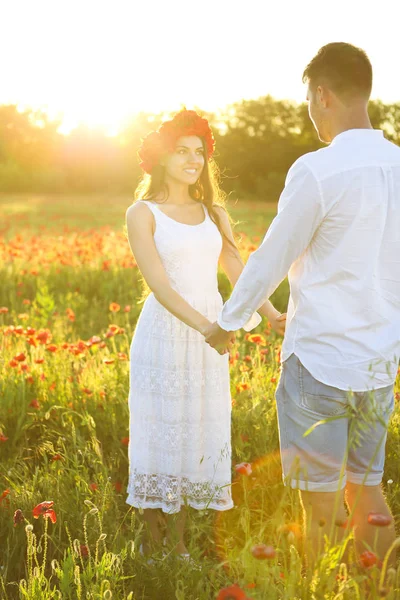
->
<box><xmin>204</xmin><ymin>322</ymin><xmax>235</xmax><ymax>355</ymax></box>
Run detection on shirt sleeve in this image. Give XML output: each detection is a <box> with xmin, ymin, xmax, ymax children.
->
<box><xmin>217</xmin><ymin>159</ymin><xmax>325</xmax><ymax>331</ymax></box>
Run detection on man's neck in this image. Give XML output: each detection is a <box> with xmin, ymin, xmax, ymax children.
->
<box><xmin>330</xmin><ymin>107</ymin><xmax>372</xmax><ymax>141</ymax></box>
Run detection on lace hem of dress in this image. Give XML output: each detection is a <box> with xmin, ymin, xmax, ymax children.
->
<box><xmin>126</xmin><ymin>494</ymin><xmax>234</xmax><ymax>514</ymax></box>
<box><xmin>126</xmin><ymin>472</ymin><xmax>233</xmax><ymax>514</ymax></box>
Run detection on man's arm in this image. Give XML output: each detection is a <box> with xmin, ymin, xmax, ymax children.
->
<box><xmin>216</xmin><ymin>159</ymin><xmax>325</xmax><ymax>332</ymax></box>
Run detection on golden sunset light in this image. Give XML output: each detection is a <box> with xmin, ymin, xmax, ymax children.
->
<box><xmin>2</xmin><ymin>0</ymin><xmax>399</xmax><ymax>134</ymax></box>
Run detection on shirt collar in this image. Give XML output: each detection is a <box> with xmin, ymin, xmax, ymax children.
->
<box><xmin>330</xmin><ymin>128</ymin><xmax>384</xmax><ymax>146</ymax></box>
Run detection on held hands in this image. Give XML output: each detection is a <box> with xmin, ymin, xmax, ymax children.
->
<box><xmin>203</xmin><ymin>322</ymin><xmax>235</xmax><ymax>355</ymax></box>
<box><xmin>270</xmin><ymin>312</ymin><xmax>287</xmax><ymax>336</ymax></box>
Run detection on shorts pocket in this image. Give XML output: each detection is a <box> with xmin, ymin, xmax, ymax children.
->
<box><xmin>299</xmin><ymin>392</ymin><xmax>349</xmax><ymax>417</ymax></box>
<box><xmin>298</xmin><ymin>359</ymin><xmax>349</xmax><ymax>417</ymax></box>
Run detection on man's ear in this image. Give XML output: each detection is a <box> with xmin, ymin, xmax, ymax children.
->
<box><xmin>317</xmin><ymin>85</ymin><xmax>330</xmax><ymax>109</ymax></box>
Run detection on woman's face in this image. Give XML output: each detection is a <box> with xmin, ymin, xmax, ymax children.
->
<box><xmin>162</xmin><ymin>135</ymin><xmax>205</xmax><ymax>185</ymax></box>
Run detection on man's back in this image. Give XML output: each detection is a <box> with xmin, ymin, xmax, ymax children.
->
<box><xmin>283</xmin><ymin>129</ymin><xmax>400</xmax><ymax>390</ymax></box>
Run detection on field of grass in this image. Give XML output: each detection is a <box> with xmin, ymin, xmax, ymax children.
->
<box><xmin>0</xmin><ymin>194</ymin><xmax>399</xmax><ymax>600</ymax></box>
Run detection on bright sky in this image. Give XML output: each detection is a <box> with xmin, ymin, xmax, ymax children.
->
<box><xmin>1</xmin><ymin>0</ymin><xmax>399</xmax><ymax>134</ymax></box>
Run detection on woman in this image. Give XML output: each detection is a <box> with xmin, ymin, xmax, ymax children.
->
<box><xmin>125</xmin><ymin>109</ymin><xmax>286</xmax><ymax>561</ymax></box>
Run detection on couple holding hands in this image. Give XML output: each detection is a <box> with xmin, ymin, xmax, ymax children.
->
<box><xmin>125</xmin><ymin>42</ymin><xmax>400</xmax><ymax>567</ymax></box>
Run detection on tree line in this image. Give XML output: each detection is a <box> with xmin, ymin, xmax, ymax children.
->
<box><xmin>0</xmin><ymin>97</ymin><xmax>399</xmax><ymax>200</ymax></box>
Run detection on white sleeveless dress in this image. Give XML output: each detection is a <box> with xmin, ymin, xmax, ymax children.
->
<box><xmin>126</xmin><ymin>200</ymin><xmax>260</xmax><ymax>514</ymax></box>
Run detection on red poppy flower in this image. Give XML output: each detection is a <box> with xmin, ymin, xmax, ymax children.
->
<box><xmin>114</xmin><ymin>481</ymin><xmax>122</xmax><ymax>493</ymax></box>
<box><xmin>109</xmin><ymin>302</ymin><xmax>120</xmax><ymax>313</ymax></box>
<box><xmin>82</xmin><ymin>388</ymin><xmax>93</xmax><ymax>396</ymax></box>
<box><xmin>121</xmin><ymin>437</ymin><xmax>129</xmax><ymax>447</ymax></box>
<box><xmin>251</xmin><ymin>544</ymin><xmax>275</xmax><ymax>559</ymax></box>
<box><xmin>36</xmin><ymin>330</ymin><xmax>51</xmax><ymax>344</ymax></box>
<box><xmin>9</xmin><ymin>360</ymin><xmax>18</xmax><ymax>368</ymax></box>
<box><xmin>13</xmin><ymin>509</ymin><xmax>25</xmax><ymax>526</ymax></box>
<box><xmin>29</xmin><ymin>399</ymin><xmax>40</xmax><ymax>409</ymax></box>
<box><xmin>247</xmin><ymin>334</ymin><xmax>265</xmax><ymax>345</ymax></box>
<box><xmin>32</xmin><ymin>501</ymin><xmax>57</xmax><ymax>523</ymax></box>
<box><xmin>14</xmin><ymin>352</ymin><xmax>26</xmax><ymax>362</ymax></box>
<box><xmin>124</xmin><ymin>305</ymin><xmax>131</xmax><ymax>313</ymax></box>
<box><xmin>367</xmin><ymin>512</ymin><xmax>392</xmax><ymax>527</ymax></box>
<box><xmin>46</xmin><ymin>344</ymin><xmax>58</xmax><ymax>352</ymax></box>
<box><xmin>0</xmin><ymin>489</ymin><xmax>10</xmax><ymax>503</ymax></box>
<box><xmin>359</xmin><ymin>550</ymin><xmax>378</xmax><ymax>568</ymax></box>
<box><xmin>0</xmin><ymin>435</ymin><xmax>9</xmax><ymax>442</ymax></box>
<box><xmin>89</xmin><ymin>335</ymin><xmax>102</xmax><ymax>345</ymax></box>
<box><xmin>52</xmin><ymin>454</ymin><xmax>62</xmax><ymax>461</ymax></box>
<box><xmin>35</xmin><ymin>358</ymin><xmax>45</xmax><ymax>364</ymax></box>
<box><xmin>0</xmin><ymin>307</ymin><xmax>9</xmax><ymax>314</ymax></box>
<box><xmin>103</xmin><ymin>358</ymin><xmax>115</xmax><ymax>365</ymax></box>
<box><xmin>216</xmin><ymin>584</ymin><xmax>249</xmax><ymax>600</ymax></box>
<box><xmin>270</xmin><ymin>377</ymin><xmax>277</xmax><ymax>384</ymax></box>
<box><xmin>80</xmin><ymin>544</ymin><xmax>89</xmax><ymax>557</ymax></box>
<box><xmin>235</xmin><ymin>462</ymin><xmax>252</xmax><ymax>476</ymax></box>
<box><xmin>90</xmin><ymin>483</ymin><xmax>98</xmax><ymax>492</ymax></box>
<box><xmin>118</xmin><ymin>352</ymin><xmax>128</xmax><ymax>361</ymax></box>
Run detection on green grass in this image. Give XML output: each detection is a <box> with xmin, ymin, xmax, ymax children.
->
<box><xmin>0</xmin><ymin>194</ymin><xmax>399</xmax><ymax>600</ymax></box>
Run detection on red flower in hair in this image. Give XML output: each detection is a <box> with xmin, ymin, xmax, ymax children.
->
<box><xmin>138</xmin><ymin>109</ymin><xmax>215</xmax><ymax>174</ymax></box>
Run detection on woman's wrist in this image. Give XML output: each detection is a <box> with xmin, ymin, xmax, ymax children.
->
<box><xmin>198</xmin><ymin>318</ymin><xmax>212</xmax><ymax>336</ymax></box>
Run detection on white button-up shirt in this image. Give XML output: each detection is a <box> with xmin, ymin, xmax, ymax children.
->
<box><xmin>218</xmin><ymin>129</ymin><xmax>400</xmax><ymax>391</ymax></box>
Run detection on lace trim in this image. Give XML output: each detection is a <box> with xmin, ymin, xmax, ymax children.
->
<box><xmin>126</xmin><ymin>472</ymin><xmax>233</xmax><ymax>514</ymax></box>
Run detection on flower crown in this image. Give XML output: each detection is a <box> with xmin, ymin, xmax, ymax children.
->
<box><xmin>138</xmin><ymin>109</ymin><xmax>215</xmax><ymax>174</ymax></box>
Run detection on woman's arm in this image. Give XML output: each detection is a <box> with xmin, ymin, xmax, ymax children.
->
<box><xmin>215</xmin><ymin>206</ymin><xmax>286</xmax><ymax>335</ymax></box>
<box><xmin>126</xmin><ymin>202</ymin><xmax>212</xmax><ymax>336</ymax></box>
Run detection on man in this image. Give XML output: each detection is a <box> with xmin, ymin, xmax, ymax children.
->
<box><xmin>205</xmin><ymin>42</ymin><xmax>400</xmax><ymax>565</ymax></box>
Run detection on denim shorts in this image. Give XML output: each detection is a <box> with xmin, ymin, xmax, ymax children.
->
<box><xmin>275</xmin><ymin>353</ymin><xmax>394</xmax><ymax>492</ymax></box>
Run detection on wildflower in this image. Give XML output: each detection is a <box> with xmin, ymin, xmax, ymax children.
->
<box><xmin>118</xmin><ymin>352</ymin><xmax>128</xmax><ymax>361</ymax></box>
<box><xmin>216</xmin><ymin>584</ymin><xmax>249</xmax><ymax>600</ymax></box>
<box><xmin>46</xmin><ymin>344</ymin><xmax>58</xmax><ymax>352</ymax></box>
<box><xmin>240</xmin><ymin>434</ymin><xmax>249</xmax><ymax>443</ymax></box>
<box><xmin>23</xmin><ymin>299</ymin><xmax>31</xmax><ymax>306</ymax></box>
<box><xmin>270</xmin><ymin>377</ymin><xmax>277</xmax><ymax>384</ymax></box>
<box><xmin>32</xmin><ymin>501</ymin><xmax>57</xmax><ymax>523</ymax></box>
<box><xmin>89</xmin><ymin>335</ymin><xmax>102</xmax><ymax>345</ymax></box>
<box><xmin>124</xmin><ymin>305</ymin><xmax>131</xmax><ymax>312</ymax></box>
<box><xmin>51</xmin><ymin>454</ymin><xmax>62</xmax><ymax>462</ymax></box>
<box><xmin>29</xmin><ymin>399</ymin><xmax>40</xmax><ymax>409</ymax></box>
<box><xmin>0</xmin><ymin>307</ymin><xmax>9</xmax><ymax>314</ymax></box>
<box><xmin>114</xmin><ymin>481</ymin><xmax>122</xmax><ymax>493</ymax></box>
<box><xmin>80</xmin><ymin>544</ymin><xmax>89</xmax><ymax>557</ymax></box>
<box><xmin>82</xmin><ymin>388</ymin><xmax>93</xmax><ymax>396</ymax></box>
<box><xmin>247</xmin><ymin>334</ymin><xmax>265</xmax><ymax>345</ymax></box>
<box><xmin>36</xmin><ymin>330</ymin><xmax>51</xmax><ymax>344</ymax></box>
<box><xmin>90</xmin><ymin>483</ymin><xmax>98</xmax><ymax>492</ymax></box>
<box><xmin>367</xmin><ymin>512</ymin><xmax>392</xmax><ymax>527</ymax></box>
<box><xmin>251</xmin><ymin>544</ymin><xmax>275</xmax><ymax>559</ymax></box>
<box><xmin>34</xmin><ymin>358</ymin><xmax>45</xmax><ymax>364</ymax></box>
<box><xmin>103</xmin><ymin>358</ymin><xmax>115</xmax><ymax>365</ymax></box>
<box><xmin>359</xmin><ymin>550</ymin><xmax>378</xmax><ymax>568</ymax></box>
<box><xmin>13</xmin><ymin>509</ymin><xmax>25</xmax><ymax>526</ymax></box>
<box><xmin>20</xmin><ymin>364</ymin><xmax>29</xmax><ymax>372</ymax></box>
<box><xmin>0</xmin><ymin>434</ymin><xmax>9</xmax><ymax>442</ymax></box>
<box><xmin>9</xmin><ymin>360</ymin><xmax>18</xmax><ymax>368</ymax></box>
<box><xmin>0</xmin><ymin>489</ymin><xmax>10</xmax><ymax>504</ymax></box>
<box><xmin>121</xmin><ymin>437</ymin><xmax>129</xmax><ymax>447</ymax></box>
<box><xmin>109</xmin><ymin>302</ymin><xmax>120</xmax><ymax>312</ymax></box>
<box><xmin>14</xmin><ymin>352</ymin><xmax>26</xmax><ymax>362</ymax></box>
<box><xmin>235</xmin><ymin>462</ymin><xmax>252</xmax><ymax>476</ymax></box>
<box><xmin>236</xmin><ymin>383</ymin><xmax>250</xmax><ymax>393</ymax></box>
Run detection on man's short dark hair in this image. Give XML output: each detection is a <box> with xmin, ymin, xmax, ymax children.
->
<box><xmin>302</xmin><ymin>42</ymin><xmax>373</xmax><ymax>101</ymax></box>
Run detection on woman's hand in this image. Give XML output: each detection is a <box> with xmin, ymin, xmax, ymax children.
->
<box><xmin>269</xmin><ymin>312</ymin><xmax>287</xmax><ymax>336</ymax></box>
